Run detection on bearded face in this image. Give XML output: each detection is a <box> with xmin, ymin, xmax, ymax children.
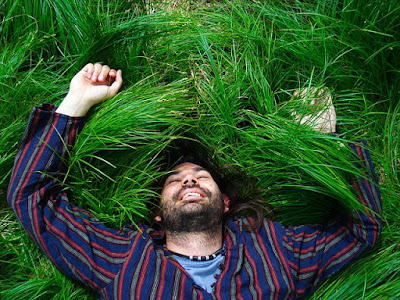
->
<box><xmin>159</xmin><ymin>163</ymin><xmax>229</xmax><ymax>234</ymax></box>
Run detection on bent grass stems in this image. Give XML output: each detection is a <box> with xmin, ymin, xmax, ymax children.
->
<box><xmin>1</xmin><ymin>0</ymin><xmax>399</xmax><ymax>298</ymax></box>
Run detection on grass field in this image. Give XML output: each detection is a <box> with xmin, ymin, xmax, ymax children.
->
<box><xmin>1</xmin><ymin>0</ymin><xmax>399</xmax><ymax>299</ymax></box>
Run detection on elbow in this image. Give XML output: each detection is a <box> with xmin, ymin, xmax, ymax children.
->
<box><xmin>364</xmin><ymin>220</ymin><xmax>382</xmax><ymax>250</ymax></box>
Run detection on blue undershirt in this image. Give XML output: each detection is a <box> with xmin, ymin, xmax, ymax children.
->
<box><xmin>172</xmin><ymin>254</ymin><xmax>225</xmax><ymax>293</ymax></box>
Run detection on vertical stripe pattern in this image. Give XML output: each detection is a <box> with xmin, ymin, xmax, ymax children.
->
<box><xmin>8</xmin><ymin>105</ymin><xmax>382</xmax><ymax>299</ymax></box>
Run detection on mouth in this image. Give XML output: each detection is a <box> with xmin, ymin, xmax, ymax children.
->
<box><xmin>182</xmin><ymin>192</ymin><xmax>202</xmax><ymax>200</ymax></box>
<box><xmin>178</xmin><ymin>189</ymin><xmax>206</xmax><ymax>201</ymax></box>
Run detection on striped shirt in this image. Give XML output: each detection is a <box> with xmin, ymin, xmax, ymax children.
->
<box><xmin>7</xmin><ymin>104</ymin><xmax>382</xmax><ymax>299</ymax></box>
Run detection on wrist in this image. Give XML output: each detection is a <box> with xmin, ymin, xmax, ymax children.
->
<box><xmin>56</xmin><ymin>93</ymin><xmax>91</xmax><ymax>117</ymax></box>
<box><xmin>320</xmin><ymin>122</ymin><xmax>337</xmax><ymax>134</ymax></box>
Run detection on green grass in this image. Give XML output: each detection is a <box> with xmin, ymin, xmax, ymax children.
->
<box><xmin>1</xmin><ymin>0</ymin><xmax>399</xmax><ymax>298</ymax></box>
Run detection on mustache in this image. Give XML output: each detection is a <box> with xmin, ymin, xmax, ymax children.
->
<box><xmin>173</xmin><ymin>186</ymin><xmax>211</xmax><ymax>201</ymax></box>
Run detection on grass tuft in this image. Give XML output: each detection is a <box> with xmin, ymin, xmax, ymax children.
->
<box><xmin>1</xmin><ymin>0</ymin><xmax>399</xmax><ymax>298</ymax></box>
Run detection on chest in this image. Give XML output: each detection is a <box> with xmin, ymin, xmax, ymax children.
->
<box><xmin>100</xmin><ymin>238</ymin><xmax>294</xmax><ymax>300</ymax></box>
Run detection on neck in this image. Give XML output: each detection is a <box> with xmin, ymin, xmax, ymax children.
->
<box><xmin>166</xmin><ymin>227</ymin><xmax>223</xmax><ymax>257</ymax></box>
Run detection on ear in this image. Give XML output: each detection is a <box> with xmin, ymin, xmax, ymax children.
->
<box><xmin>223</xmin><ymin>194</ymin><xmax>230</xmax><ymax>213</ymax></box>
<box><xmin>154</xmin><ymin>214</ymin><xmax>162</xmax><ymax>222</ymax></box>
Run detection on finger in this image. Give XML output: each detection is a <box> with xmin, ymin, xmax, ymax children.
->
<box><xmin>108</xmin><ymin>69</ymin><xmax>123</xmax><ymax>97</ymax></box>
<box><xmin>293</xmin><ymin>88</ymin><xmax>314</xmax><ymax>100</ymax></box>
<box><xmin>303</xmin><ymin>88</ymin><xmax>316</xmax><ymax>105</ymax></box>
<box><xmin>325</xmin><ymin>91</ymin><xmax>333</xmax><ymax>105</ymax></box>
<box><xmin>91</xmin><ymin>63</ymin><xmax>103</xmax><ymax>82</ymax></box>
<box><xmin>309</xmin><ymin>88</ymin><xmax>329</xmax><ymax>107</ymax></box>
<box><xmin>82</xmin><ymin>63</ymin><xmax>94</xmax><ymax>79</ymax></box>
<box><xmin>318</xmin><ymin>90</ymin><xmax>333</xmax><ymax>109</ymax></box>
<box><xmin>107</xmin><ymin>69</ymin><xmax>117</xmax><ymax>85</ymax></box>
<box><xmin>315</xmin><ymin>88</ymin><xmax>327</xmax><ymax>105</ymax></box>
<box><xmin>298</xmin><ymin>88</ymin><xmax>315</xmax><ymax>105</ymax></box>
<box><xmin>98</xmin><ymin>65</ymin><xmax>111</xmax><ymax>82</ymax></box>
<box><xmin>109</xmin><ymin>68</ymin><xmax>117</xmax><ymax>77</ymax></box>
<box><xmin>299</xmin><ymin>88</ymin><xmax>309</xmax><ymax>99</ymax></box>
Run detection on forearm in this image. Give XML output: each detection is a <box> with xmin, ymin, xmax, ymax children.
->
<box><xmin>6</xmin><ymin>64</ymin><xmax>127</xmax><ymax>291</ymax></box>
<box><xmin>7</xmin><ymin>104</ymin><xmax>85</xmax><ymax>242</ymax></box>
<box><xmin>348</xmin><ymin>141</ymin><xmax>382</xmax><ymax>247</ymax></box>
<box><xmin>56</xmin><ymin>92</ymin><xmax>93</xmax><ymax>117</ymax></box>
<box><xmin>282</xmin><ymin>141</ymin><xmax>382</xmax><ymax>296</ymax></box>
<box><xmin>7</xmin><ymin>104</ymin><xmax>139</xmax><ymax>290</ymax></box>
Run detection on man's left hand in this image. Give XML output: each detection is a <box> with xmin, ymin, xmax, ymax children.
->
<box><xmin>291</xmin><ymin>88</ymin><xmax>337</xmax><ymax>134</ymax></box>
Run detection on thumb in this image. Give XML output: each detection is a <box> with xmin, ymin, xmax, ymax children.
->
<box><xmin>108</xmin><ymin>69</ymin><xmax>123</xmax><ymax>97</ymax></box>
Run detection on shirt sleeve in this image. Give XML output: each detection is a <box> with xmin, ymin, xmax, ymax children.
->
<box><xmin>7</xmin><ymin>104</ymin><xmax>138</xmax><ymax>291</ymax></box>
<box><xmin>281</xmin><ymin>141</ymin><xmax>382</xmax><ymax>297</ymax></box>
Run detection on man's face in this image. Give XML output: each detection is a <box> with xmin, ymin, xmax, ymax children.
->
<box><xmin>158</xmin><ymin>162</ymin><xmax>229</xmax><ymax>233</ymax></box>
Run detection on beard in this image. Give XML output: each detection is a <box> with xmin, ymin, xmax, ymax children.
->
<box><xmin>160</xmin><ymin>187</ymin><xmax>225</xmax><ymax>234</ymax></box>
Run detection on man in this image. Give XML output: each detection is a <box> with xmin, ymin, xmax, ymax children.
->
<box><xmin>8</xmin><ymin>63</ymin><xmax>381</xmax><ymax>299</ymax></box>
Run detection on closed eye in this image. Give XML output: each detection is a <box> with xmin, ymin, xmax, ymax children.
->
<box><xmin>165</xmin><ymin>177</ymin><xmax>180</xmax><ymax>185</ymax></box>
<box><xmin>196</xmin><ymin>170</ymin><xmax>211</xmax><ymax>179</ymax></box>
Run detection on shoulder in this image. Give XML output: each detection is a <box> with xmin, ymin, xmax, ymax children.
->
<box><xmin>225</xmin><ymin>217</ymin><xmax>290</xmax><ymax>259</ymax></box>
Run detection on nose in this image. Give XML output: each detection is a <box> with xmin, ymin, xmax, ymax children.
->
<box><xmin>182</xmin><ymin>175</ymin><xmax>198</xmax><ymax>187</ymax></box>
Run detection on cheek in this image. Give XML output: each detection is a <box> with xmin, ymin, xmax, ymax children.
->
<box><xmin>159</xmin><ymin>195</ymin><xmax>171</xmax><ymax>211</ymax></box>
<box><xmin>161</xmin><ymin>185</ymin><xmax>178</xmax><ymax>201</ymax></box>
<box><xmin>161</xmin><ymin>184</ymin><xmax>171</xmax><ymax>196</ymax></box>
<box><xmin>207</xmin><ymin>182</ymin><xmax>221</xmax><ymax>194</ymax></box>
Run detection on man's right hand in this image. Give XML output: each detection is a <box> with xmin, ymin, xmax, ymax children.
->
<box><xmin>56</xmin><ymin>63</ymin><xmax>123</xmax><ymax>117</ymax></box>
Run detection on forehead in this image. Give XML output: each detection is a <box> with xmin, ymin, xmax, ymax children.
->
<box><xmin>172</xmin><ymin>162</ymin><xmax>206</xmax><ymax>172</ymax></box>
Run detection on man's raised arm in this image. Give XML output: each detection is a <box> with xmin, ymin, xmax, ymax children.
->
<box><xmin>6</xmin><ymin>64</ymin><xmax>133</xmax><ymax>291</ymax></box>
<box><xmin>279</xmin><ymin>88</ymin><xmax>382</xmax><ymax>297</ymax></box>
